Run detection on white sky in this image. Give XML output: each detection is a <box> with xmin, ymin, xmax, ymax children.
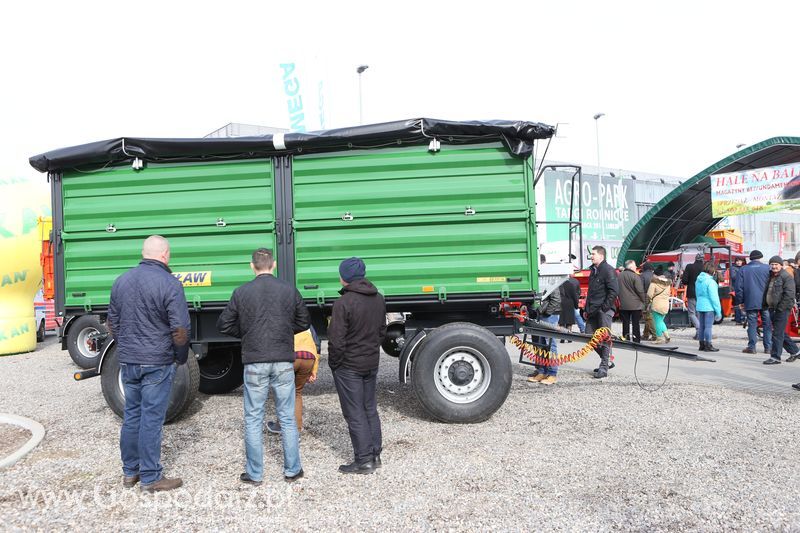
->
<box><xmin>3</xmin><ymin>0</ymin><xmax>799</xmax><ymax>184</ymax></box>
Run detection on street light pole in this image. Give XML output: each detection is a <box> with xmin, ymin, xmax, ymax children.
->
<box><xmin>593</xmin><ymin>113</ymin><xmax>605</xmax><ymax>240</ymax></box>
<box><xmin>357</xmin><ymin>64</ymin><xmax>369</xmax><ymax>125</ymax></box>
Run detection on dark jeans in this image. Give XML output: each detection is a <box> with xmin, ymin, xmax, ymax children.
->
<box><xmin>746</xmin><ymin>309</ymin><xmax>772</xmax><ymax>351</ymax></box>
<box><xmin>697</xmin><ymin>311</ymin><xmax>714</xmax><ymax>343</ymax></box>
<box><xmin>120</xmin><ymin>363</ymin><xmax>176</xmax><ymax>485</ymax></box>
<box><xmin>585</xmin><ymin>310</ymin><xmax>613</xmax><ymax>370</ymax></box>
<box><xmin>333</xmin><ymin>367</ymin><xmax>382</xmax><ymax>464</ymax></box>
<box><xmin>769</xmin><ymin>309</ymin><xmax>799</xmax><ymax>361</ymax></box>
<box><xmin>619</xmin><ymin>309</ymin><xmax>642</xmax><ymax>342</ymax></box>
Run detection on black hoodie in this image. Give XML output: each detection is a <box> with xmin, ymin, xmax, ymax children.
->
<box><xmin>328</xmin><ymin>278</ymin><xmax>387</xmax><ymax>372</ymax></box>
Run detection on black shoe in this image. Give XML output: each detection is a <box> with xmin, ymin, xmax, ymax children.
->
<box><xmin>704</xmin><ymin>343</ymin><xmax>719</xmax><ymax>352</ymax></box>
<box><xmin>699</xmin><ymin>341</ymin><xmax>707</xmax><ymax>352</ymax></box>
<box><xmin>787</xmin><ymin>354</ymin><xmax>799</xmax><ymax>363</ymax></box>
<box><xmin>284</xmin><ymin>469</ymin><xmax>304</xmax><ymax>483</ymax></box>
<box><xmin>338</xmin><ymin>461</ymin><xmax>376</xmax><ymax>475</ymax></box>
<box><xmin>266</xmin><ymin>421</ymin><xmax>281</xmax><ymax>435</ymax></box>
<box><xmin>240</xmin><ymin>473</ymin><xmax>262</xmax><ymax>486</ymax></box>
<box><xmin>373</xmin><ymin>454</ymin><xmax>382</xmax><ymax>468</ymax></box>
<box><xmin>592</xmin><ymin>369</ymin><xmax>608</xmax><ymax>379</ymax></box>
<box><xmin>592</xmin><ymin>362</ymin><xmax>615</xmax><ymax>373</ymax></box>
<box><xmin>763</xmin><ymin>358</ymin><xmax>781</xmax><ymax>365</ymax></box>
<box><xmin>792</xmin><ymin>383</ymin><xmax>800</xmax><ymax>391</ymax></box>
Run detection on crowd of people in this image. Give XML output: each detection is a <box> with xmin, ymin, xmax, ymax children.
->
<box><xmin>107</xmin><ymin>236</ymin><xmax>386</xmax><ymax>492</ymax></box>
<box><xmin>528</xmin><ymin>246</ymin><xmax>800</xmax><ymax>392</ymax></box>
<box><xmin>102</xmin><ymin>235</ymin><xmax>800</xmax><ymax>492</ymax></box>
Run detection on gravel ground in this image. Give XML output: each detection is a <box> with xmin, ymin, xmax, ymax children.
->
<box><xmin>1</xmin><ymin>335</ymin><xmax>799</xmax><ymax>531</ymax></box>
<box><xmin>0</xmin><ymin>424</ymin><xmax>31</xmax><ymax>459</ymax></box>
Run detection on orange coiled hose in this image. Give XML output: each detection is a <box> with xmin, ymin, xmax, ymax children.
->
<box><xmin>510</xmin><ymin>327</ymin><xmax>612</xmax><ymax>367</ymax></box>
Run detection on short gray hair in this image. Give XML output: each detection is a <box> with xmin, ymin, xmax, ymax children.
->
<box><xmin>624</xmin><ymin>259</ymin><xmax>637</xmax><ymax>270</ymax></box>
<box><xmin>142</xmin><ymin>235</ymin><xmax>170</xmax><ymax>259</ymax></box>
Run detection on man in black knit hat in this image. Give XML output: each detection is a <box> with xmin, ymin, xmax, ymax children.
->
<box><xmin>328</xmin><ymin>257</ymin><xmax>387</xmax><ymax>474</ymax></box>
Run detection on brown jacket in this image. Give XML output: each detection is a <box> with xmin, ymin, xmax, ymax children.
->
<box><xmin>647</xmin><ymin>275</ymin><xmax>671</xmax><ymax>315</ymax></box>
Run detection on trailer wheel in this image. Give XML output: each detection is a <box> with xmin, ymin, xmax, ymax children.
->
<box><xmin>67</xmin><ymin>315</ymin><xmax>107</xmax><ymax>369</ymax></box>
<box><xmin>412</xmin><ymin>322</ymin><xmax>512</xmax><ymax>423</ymax></box>
<box><xmin>100</xmin><ymin>345</ymin><xmax>200</xmax><ymax>423</ymax></box>
<box><xmin>199</xmin><ymin>345</ymin><xmax>244</xmax><ymax>394</ymax></box>
<box><xmin>381</xmin><ymin>322</ymin><xmax>406</xmax><ymax>357</ymax></box>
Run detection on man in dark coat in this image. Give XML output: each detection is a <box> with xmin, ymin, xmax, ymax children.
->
<box><xmin>328</xmin><ymin>257</ymin><xmax>387</xmax><ymax>474</ymax></box>
<box><xmin>559</xmin><ymin>277</ymin><xmax>580</xmax><ymax>331</ymax></box>
<box><xmin>640</xmin><ymin>262</ymin><xmax>656</xmax><ymax>340</ymax></box>
<box><xmin>107</xmin><ymin>235</ymin><xmax>190</xmax><ymax>493</ymax></box>
<box><xmin>762</xmin><ymin>256</ymin><xmax>799</xmax><ymax>364</ymax></box>
<box><xmin>584</xmin><ymin>245</ymin><xmax>619</xmax><ymax>378</ymax></box>
<box><xmin>217</xmin><ymin>248</ymin><xmax>310</xmax><ymax>484</ymax></box>
<box><xmin>730</xmin><ymin>257</ymin><xmax>745</xmax><ymax>324</ymax></box>
<box><xmin>734</xmin><ymin>250</ymin><xmax>772</xmax><ymax>354</ymax></box>
<box><xmin>618</xmin><ymin>260</ymin><xmax>646</xmax><ymax>343</ymax></box>
<box><xmin>680</xmin><ymin>253</ymin><xmax>704</xmax><ymax>338</ymax></box>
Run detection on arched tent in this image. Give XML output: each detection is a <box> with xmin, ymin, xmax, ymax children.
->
<box><xmin>618</xmin><ymin>136</ymin><xmax>800</xmax><ymax>267</ymax></box>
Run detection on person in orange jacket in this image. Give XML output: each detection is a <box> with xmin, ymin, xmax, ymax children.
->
<box><xmin>267</xmin><ymin>327</ymin><xmax>321</xmax><ymax>434</ymax></box>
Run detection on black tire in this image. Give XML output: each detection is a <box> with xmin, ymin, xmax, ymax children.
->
<box><xmin>381</xmin><ymin>322</ymin><xmax>406</xmax><ymax>357</ymax></box>
<box><xmin>100</xmin><ymin>345</ymin><xmax>200</xmax><ymax>423</ymax></box>
<box><xmin>198</xmin><ymin>345</ymin><xmax>244</xmax><ymax>394</ymax></box>
<box><xmin>411</xmin><ymin>322</ymin><xmax>512</xmax><ymax>423</ymax></box>
<box><xmin>66</xmin><ymin>315</ymin><xmax>107</xmax><ymax>369</ymax></box>
<box><xmin>36</xmin><ymin>320</ymin><xmax>45</xmax><ymax>343</ymax></box>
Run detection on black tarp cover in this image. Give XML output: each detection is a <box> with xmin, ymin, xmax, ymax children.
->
<box><xmin>29</xmin><ymin>118</ymin><xmax>555</xmax><ymax>173</ymax></box>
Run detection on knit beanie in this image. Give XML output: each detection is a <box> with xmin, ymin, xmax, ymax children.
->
<box><xmin>339</xmin><ymin>257</ymin><xmax>366</xmax><ymax>283</ymax></box>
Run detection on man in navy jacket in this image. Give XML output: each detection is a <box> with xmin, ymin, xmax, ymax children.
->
<box><xmin>107</xmin><ymin>235</ymin><xmax>190</xmax><ymax>493</ymax></box>
<box><xmin>733</xmin><ymin>250</ymin><xmax>772</xmax><ymax>354</ymax></box>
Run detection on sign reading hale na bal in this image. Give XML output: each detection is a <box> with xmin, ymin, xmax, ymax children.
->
<box><xmin>711</xmin><ymin>162</ymin><xmax>800</xmax><ymax>217</ymax></box>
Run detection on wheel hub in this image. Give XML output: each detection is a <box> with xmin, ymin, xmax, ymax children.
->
<box><xmin>434</xmin><ymin>347</ymin><xmax>490</xmax><ymax>404</ymax></box>
<box><xmin>448</xmin><ymin>360</ymin><xmax>475</xmax><ymax>386</ymax></box>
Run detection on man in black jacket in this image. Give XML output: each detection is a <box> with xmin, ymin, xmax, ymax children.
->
<box><xmin>328</xmin><ymin>257</ymin><xmax>387</xmax><ymax>474</ymax></box>
<box><xmin>107</xmin><ymin>235</ymin><xmax>190</xmax><ymax>493</ymax></box>
<box><xmin>762</xmin><ymin>256</ymin><xmax>800</xmax><ymax>365</ymax></box>
<box><xmin>731</xmin><ymin>257</ymin><xmax>745</xmax><ymax>324</ymax></box>
<box><xmin>217</xmin><ymin>248</ymin><xmax>310</xmax><ymax>484</ymax></box>
<box><xmin>681</xmin><ymin>253</ymin><xmax>704</xmax><ymax>339</ymax></box>
<box><xmin>584</xmin><ymin>246</ymin><xmax>619</xmax><ymax>378</ymax></box>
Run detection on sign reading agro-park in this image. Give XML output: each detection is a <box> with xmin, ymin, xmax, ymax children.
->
<box><xmin>540</xmin><ymin>170</ymin><xmax>636</xmax><ymax>265</ymax></box>
<box><xmin>711</xmin><ymin>162</ymin><xmax>800</xmax><ymax>217</ymax></box>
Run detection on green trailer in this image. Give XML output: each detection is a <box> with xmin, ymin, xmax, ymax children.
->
<box><xmin>31</xmin><ymin>118</ymin><xmax>556</xmax><ymax>423</ymax></box>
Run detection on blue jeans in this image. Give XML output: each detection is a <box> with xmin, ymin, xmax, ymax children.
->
<box><xmin>697</xmin><ymin>311</ymin><xmax>714</xmax><ymax>343</ymax></box>
<box><xmin>770</xmin><ymin>309</ymin><xmax>799</xmax><ymax>361</ymax></box>
<box><xmin>536</xmin><ymin>314</ymin><xmax>559</xmax><ymax>376</ymax></box>
<box><xmin>574</xmin><ymin>308</ymin><xmax>586</xmax><ymax>333</ymax></box>
<box><xmin>243</xmin><ymin>362</ymin><xmax>301</xmax><ymax>480</ymax></box>
<box><xmin>746</xmin><ymin>309</ymin><xmax>772</xmax><ymax>351</ymax></box>
<box><xmin>120</xmin><ymin>363</ymin><xmax>176</xmax><ymax>485</ymax></box>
